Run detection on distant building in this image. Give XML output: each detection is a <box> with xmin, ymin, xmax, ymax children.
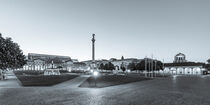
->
<box><xmin>23</xmin><ymin>53</ymin><xmax>72</xmax><ymax>70</ymax></box>
<box><xmin>173</xmin><ymin>53</ymin><xmax>187</xmax><ymax>63</ymax></box>
<box><xmin>27</xmin><ymin>53</ymin><xmax>71</xmax><ymax>61</ymax></box>
<box><xmin>109</xmin><ymin>58</ymin><xmax>117</xmax><ymax>61</ymax></box>
<box><xmin>72</xmin><ymin>59</ymin><xmax>79</xmax><ymax>63</ymax></box>
<box><xmin>164</xmin><ymin>53</ymin><xmax>206</xmax><ymax>75</ymax></box>
<box><xmin>205</xmin><ymin>64</ymin><xmax>210</xmax><ymax>71</ymax></box>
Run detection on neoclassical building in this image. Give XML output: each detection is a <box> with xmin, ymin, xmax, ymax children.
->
<box><xmin>23</xmin><ymin>53</ymin><xmax>73</xmax><ymax>70</ymax></box>
<box><xmin>164</xmin><ymin>53</ymin><xmax>206</xmax><ymax>75</ymax></box>
<box><xmin>173</xmin><ymin>53</ymin><xmax>187</xmax><ymax>63</ymax></box>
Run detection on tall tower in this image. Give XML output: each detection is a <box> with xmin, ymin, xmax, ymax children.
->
<box><xmin>92</xmin><ymin>34</ymin><xmax>95</xmax><ymax>63</ymax></box>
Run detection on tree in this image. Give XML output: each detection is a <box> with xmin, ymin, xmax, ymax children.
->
<box><xmin>205</xmin><ymin>64</ymin><xmax>210</xmax><ymax>71</ymax></box>
<box><xmin>207</xmin><ymin>59</ymin><xmax>210</xmax><ymax>64</ymax></box>
<box><xmin>136</xmin><ymin>61</ymin><xmax>145</xmax><ymax>73</ymax></box>
<box><xmin>156</xmin><ymin>61</ymin><xmax>163</xmax><ymax>71</ymax></box>
<box><xmin>99</xmin><ymin>63</ymin><xmax>104</xmax><ymax>70</ymax></box>
<box><xmin>120</xmin><ymin>63</ymin><xmax>126</xmax><ymax>72</ymax></box>
<box><xmin>0</xmin><ymin>33</ymin><xmax>26</xmax><ymax>70</ymax></box>
<box><xmin>104</xmin><ymin>63</ymin><xmax>109</xmax><ymax>70</ymax></box>
<box><xmin>127</xmin><ymin>62</ymin><xmax>136</xmax><ymax>71</ymax></box>
<box><xmin>103</xmin><ymin>62</ymin><xmax>115</xmax><ymax>71</ymax></box>
<box><xmin>121</xmin><ymin>56</ymin><xmax>124</xmax><ymax>60</ymax></box>
<box><xmin>134</xmin><ymin>60</ymin><xmax>163</xmax><ymax>73</ymax></box>
<box><xmin>108</xmin><ymin>62</ymin><xmax>115</xmax><ymax>70</ymax></box>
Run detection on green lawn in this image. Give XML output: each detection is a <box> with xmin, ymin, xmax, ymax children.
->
<box><xmin>14</xmin><ymin>71</ymin><xmax>78</xmax><ymax>86</ymax></box>
<box><xmin>16</xmin><ymin>75</ymin><xmax>78</xmax><ymax>86</ymax></box>
<box><xmin>14</xmin><ymin>70</ymin><xmax>44</xmax><ymax>76</ymax></box>
<box><xmin>79</xmin><ymin>75</ymin><xmax>151</xmax><ymax>88</ymax></box>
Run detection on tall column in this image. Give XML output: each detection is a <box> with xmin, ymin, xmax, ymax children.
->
<box><xmin>92</xmin><ymin>34</ymin><xmax>95</xmax><ymax>62</ymax></box>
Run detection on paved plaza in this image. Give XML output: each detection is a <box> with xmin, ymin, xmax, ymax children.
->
<box><xmin>1</xmin><ymin>75</ymin><xmax>210</xmax><ymax>105</ymax></box>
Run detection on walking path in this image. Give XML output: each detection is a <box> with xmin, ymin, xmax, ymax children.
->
<box><xmin>4</xmin><ymin>71</ymin><xmax>18</xmax><ymax>79</ymax></box>
<box><xmin>0</xmin><ymin>80</ymin><xmax>21</xmax><ymax>88</ymax></box>
<box><xmin>0</xmin><ymin>71</ymin><xmax>20</xmax><ymax>88</ymax></box>
<box><xmin>53</xmin><ymin>75</ymin><xmax>90</xmax><ymax>88</ymax></box>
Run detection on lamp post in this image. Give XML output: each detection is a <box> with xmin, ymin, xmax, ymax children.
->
<box><xmin>145</xmin><ymin>57</ymin><xmax>147</xmax><ymax>77</ymax></box>
<box><xmin>148</xmin><ymin>59</ymin><xmax>150</xmax><ymax>77</ymax></box>
<box><xmin>93</xmin><ymin>71</ymin><xmax>98</xmax><ymax>87</ymax></box>
<box><xmin>151</xmin><ymin>54</ymin><xmax>153</xmax><ymax>78</ymax></box>
<box><xmin>163</xmin><ymin>59</ymin><xmax>165</xmax><ymax>77</ymax></box>
<box><xmin>155</xmin><ymin>59</ymin><xmax>157</xmax><ymax>77</ymax></box>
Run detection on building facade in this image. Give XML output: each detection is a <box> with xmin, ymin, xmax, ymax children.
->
<box><xmin>23</xmin><ymin>53</ymin><xmax>73</xmax><ymax>70</ymax></box>
<box><xmin>164</xmin><ymin>53</ymin><xmax>206</xmax><ymax>75</ymax></box>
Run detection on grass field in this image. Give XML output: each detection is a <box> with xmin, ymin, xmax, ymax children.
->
<box><xmin>79</xmin><ymin>75</ymin><xmax>151</xmax><ymax>88</ymax></box>
<box><xmin>16</xmin><ymin>75</ymin><xmax>78</xmax><ymax>86</ymax></box>
<box><xmin>14</xmin><ymin>71</ymin><xmax>78</xmax><ymax>86</ymax></box>
<box><xmin>14</xmin><ymin>70</ymin><xmax>44</xmax><ymax>76</ymax></box>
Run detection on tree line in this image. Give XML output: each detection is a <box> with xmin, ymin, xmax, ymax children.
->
<box><xmin>98</xmin><ymin>59</ymin><xmax>163</xmax><ymax>72</ymax></box>
<box><xmin>127</xmin><ymin>59</ymin><xmax>163</xmax><ymax>72</ymax></box>
<box><xmin>98</xmin><ymin>62</ymin><xmax>115</xmax><ymax>70</ymax></box>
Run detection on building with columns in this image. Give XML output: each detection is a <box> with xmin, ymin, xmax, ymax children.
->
<box><xmin>174</xmin><ymin>53</ymin><xmax>187</xmax><ymax>63</ymax></box>
<box><xmin>23</xmin><ymin>53</ymin><xmax>73</xmax><ymax>70</ymax></box>
<box><xmin>164</xmin><ymin>53</ymin><xmax>206</xmax><ymax>75</ymax></box>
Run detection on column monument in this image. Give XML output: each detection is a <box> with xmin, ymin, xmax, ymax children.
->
<box><xmin>91</xmin><ymin>34</ymin><xmax>96</xmax><ymax>70</ymax></box>
<box><xmin>92</xmin><ymin>34</ymin><xmax>95</xmax><ymax>63</ymax></box>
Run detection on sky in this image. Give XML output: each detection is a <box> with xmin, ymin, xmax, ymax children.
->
<box><xmin>0</xmin><ymin>0</ymin><xmax>209</xmax><ymax>62</ymax></box>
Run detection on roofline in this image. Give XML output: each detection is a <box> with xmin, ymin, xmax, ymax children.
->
<box><xmin>28</xmin><ymin>53</ymin><xmax>71</xmax><ymax>58</ymax></box>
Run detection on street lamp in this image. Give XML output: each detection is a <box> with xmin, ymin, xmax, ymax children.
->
<box><xmin>154</xmin><ymin>59</ymin><xmax>157</xmax><ymax>77</ymax></box>
<box><xmin>93</xmin><ymin>71</ymin><xmax>98</xmax><ymax>76</ymax></box>
<box><xmin>90</xmin><ymin>70</ymin><xmax>93</xmax><ymax>73</ymax></box>
<box><xmin>145</xmin><ymin>57</ymin><xmax>147</xmax><ymax>77</ymax></box>
<box><xmin>93</xmin><ymin>71</ymin><xmax>99</xmax><ymax>87</ymax></box>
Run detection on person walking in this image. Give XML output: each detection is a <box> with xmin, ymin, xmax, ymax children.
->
<box><xmin>2</xmin><ymin>70</ymin><xmax>5</xmax><ymax>80</ymax></box>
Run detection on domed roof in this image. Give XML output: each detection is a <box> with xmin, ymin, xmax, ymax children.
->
<box><xmin>175</xmin><ymin>53</ymin><xmax>185</xmax><ymax>57</ymax></box>
<box><xmin>174</xmin><ymin>53</ymin><xmax>187</xmax><ymax>63</ymax></box>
